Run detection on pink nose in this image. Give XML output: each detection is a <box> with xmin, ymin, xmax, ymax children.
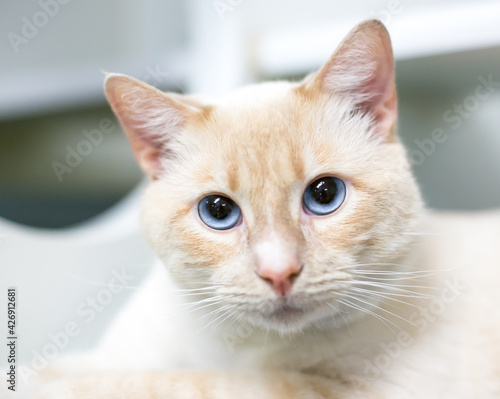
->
<box><xmin>257</xmin><ymin>263</ymin><xmax>302</xmax><ymax>297</ymax></box>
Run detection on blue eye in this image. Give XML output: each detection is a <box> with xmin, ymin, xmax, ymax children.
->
<box><xmin>198</xmin><ymin>195</ymin><xmax>241</xmax><ymax>230</ymax></box>
<box><xmin>303</xmin><ymin>177</ymin><xmax>346</xmax><ymax>215</ymax></box>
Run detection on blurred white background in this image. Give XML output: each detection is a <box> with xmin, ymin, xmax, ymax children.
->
<box><xmin>1</xmin><ymin>0</ymin><xmax>500</xmax><ymax>371</ymax></box>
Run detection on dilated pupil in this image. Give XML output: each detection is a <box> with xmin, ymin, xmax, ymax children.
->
<box><xmin>311</xmin><ymin>179</ymin><xmax>337</xmax><ymax>204</ymax></box>
<box><xmin>207</xmin><ymin>196</ymin><xmax>233</xmax><ymax>219</ymax></box>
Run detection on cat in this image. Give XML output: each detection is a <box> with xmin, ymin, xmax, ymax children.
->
<box><xmin>32</xmin><ymin>19</ymin><xmax>500</xmax><ymax>398</ymax></box>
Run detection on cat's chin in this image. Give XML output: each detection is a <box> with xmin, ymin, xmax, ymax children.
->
<box><xmin>246</xmin><ymin>302</ymin><xmax>335</xmax><ymax>334</ymax></box>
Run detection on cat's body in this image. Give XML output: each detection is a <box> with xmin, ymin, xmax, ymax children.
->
<box><xmin>31</xmin><ymin>20</ymin><xmax>500</xmax><ymax>398</ymax></box>
<box><xmin>40</xmin><ymin>210</ymin><xmax>500</xmax><ymax>399</ymax></box>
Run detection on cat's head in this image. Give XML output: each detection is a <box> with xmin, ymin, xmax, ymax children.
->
<box><xmin>105</xmin><ymin>20</ymin><xmax>422</xmax><ymax>333</ymax></box>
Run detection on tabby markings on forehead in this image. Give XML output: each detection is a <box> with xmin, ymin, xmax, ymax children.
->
<box><xmin>227</xmin><ymin>161</ymin><xmax>240</xmax><ymax>192</ymax></box>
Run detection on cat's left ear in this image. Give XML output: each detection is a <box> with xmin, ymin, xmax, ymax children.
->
<box><xmin>304</xmin><ymin>20</ymin><xmax>397</xmax><ymax>139</ymax></box>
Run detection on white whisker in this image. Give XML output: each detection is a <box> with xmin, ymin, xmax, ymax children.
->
<box><xmin>338</xmin><ymin>298</ymin><xmax>403</xmax><ymax>334</ymax></box>
<box><xmin>342</xmin><ymin>292</ymin><xmax>414</xmax><ymax>326</ymax></box>
<box><xmin>350</xmin><ymin>287</ymin><xmax>423</xmax><ymax>309</ymax></box>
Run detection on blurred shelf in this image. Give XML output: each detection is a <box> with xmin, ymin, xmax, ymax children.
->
<box><xmin>0</xmin><ymin>50</ymin><xmax>189</xmax><ymax>122</ymax></box>
<box><xmin>256</xmin><ymin>1</ymin><xmax>500</xmax><ymax>77</ymax></box>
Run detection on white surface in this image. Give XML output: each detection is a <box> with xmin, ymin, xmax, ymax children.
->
<box><xmin>0</xmin><ymin>184</ymin><xmax>155</xmax><ymax>364</ymax></box>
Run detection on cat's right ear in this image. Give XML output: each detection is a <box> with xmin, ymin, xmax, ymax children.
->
<box><xmin>105</xmin><ymin>74</ymin><xmax>200</xmax><ymax>180</ymax></box>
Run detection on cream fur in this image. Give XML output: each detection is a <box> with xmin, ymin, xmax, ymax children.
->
<box><xmin>31</xmin><ymin>20</ymin><xmax>500</xmax><ymax>399</ymax></box>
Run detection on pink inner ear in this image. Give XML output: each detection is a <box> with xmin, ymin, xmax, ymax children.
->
<box><xmin>105</xmin><ymin>74</ymin><xmax>186</xmax><ymax>179</ymax></box>
<box><xmin>316</xmin><ymin>20</ymin><xmax>398</xmax><ymax>138</ymax></box>
<box><xmin>129</xmin><ymin>133</ymin><xmax>164</xmax><ymax>179</ymax></box>
<box><xmin>357</xmin><ymin>48</ymin><xmax>397</xmax><ymax>136</ymax></box>
<box><xmin>366</xmin><ymin>86</ymin><xmax>397</xmax><ymax>136</ymax></box>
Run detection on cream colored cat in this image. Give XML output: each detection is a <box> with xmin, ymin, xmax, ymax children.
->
<box><xmin>34</xmin><ymin>20</ymin><xmax>500</xmax><ymax>398</ymax></box>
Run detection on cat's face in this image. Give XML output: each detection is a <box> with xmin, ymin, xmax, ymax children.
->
<box><xmin>105</xmin><ymin>20</ymin><xmax>422</xmax><ymax>333</ymax></box>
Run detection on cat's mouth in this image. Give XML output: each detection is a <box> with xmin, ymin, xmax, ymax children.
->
<box><xmin>226</xmin><ymin>293</ymin><xmax>336</xmax><ymax>332</ymax></box>
<box><xmin>245</xmin><ymin>294</ymin><xmax>347</xmax><ymax>332</ymax></box>
<box><xmin>254</xmin><ymin>301</ymin><xmax>314</xmax><ymax>331</ymax></box>
<box><xmin>269</xmin><ymin>303</ymin><xmax>306</xmax><ymax>319</ymax></box>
